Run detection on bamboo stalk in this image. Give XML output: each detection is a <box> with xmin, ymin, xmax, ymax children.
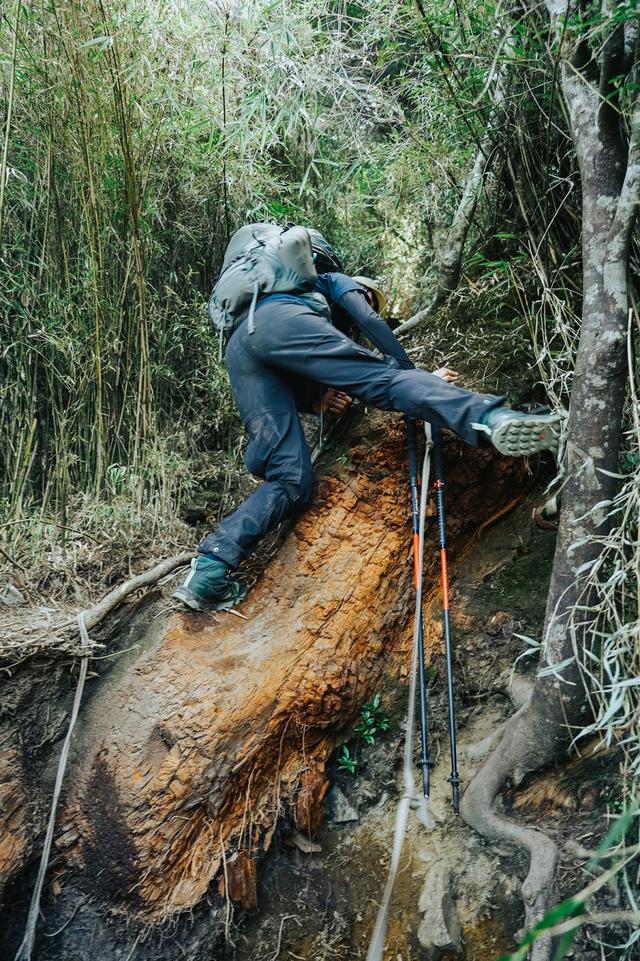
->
<box><xmin>0</xmin><ymin>0</ymin><xmax>22</xmax><ymax>245</ymax></box>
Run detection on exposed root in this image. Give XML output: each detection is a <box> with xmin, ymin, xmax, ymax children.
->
<box><xmin>81</xmin><ymin>552</ymin><xmax>193</xmax><ymax>631</ymax></box>
<box><xmin>458</xmin><ymin>727</ymin><xmax>505</xmax><ymax>761</ymax></box>
<box><xmin>0</xmin><ymin>552</ymin><xmax>192</xmax><ymax>665</ymax></box>
<box><xmin>460</xmin><ymin>699</ymin><xmax>560</xmax><ymax>961</ymax></box>
<box><xmin>509</xmin><ymin>674</ymin><xmax>534</xmax><ymax>710</ymax></box>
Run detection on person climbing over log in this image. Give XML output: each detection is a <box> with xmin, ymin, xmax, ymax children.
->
<box><xmin>173</xmin><ymin>225</ymin><xmax>559</xmax><ymax>612</ymax></box>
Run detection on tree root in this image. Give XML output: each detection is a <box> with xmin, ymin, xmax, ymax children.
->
<box><xmin>0</xmin><ymin>552</ymin><xmax>193</xmax><ymax>665</ymax></box>
<box><xmin>459</xmin><ymin>727</ymin><xmax>505</xmax><ymax>761</ymax></box>
<box><xmin>81</xmin><ymin>551</ymin><xmax>192</xmax><ymax>631</ymax></box>
<box><xmin>460</xmin><ymin>699</ymin><xmax>560</xmax><ymax>961</ymax></box>
<box><xmin>509</xmin><ymin>674</ymin><xmax>534</xmax><ymax>710</ymax></box>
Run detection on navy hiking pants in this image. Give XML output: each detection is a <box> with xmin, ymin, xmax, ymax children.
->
<box><xmin>199</xmin><ymin>299</ymin><xmax>504</xmax><ymax>568</ymax></box>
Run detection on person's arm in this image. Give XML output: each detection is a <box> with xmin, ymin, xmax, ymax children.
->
<box><xmin>336</xmin><ymin>288</ymin><xmax>414</xmax><ymax>369</ymax></box>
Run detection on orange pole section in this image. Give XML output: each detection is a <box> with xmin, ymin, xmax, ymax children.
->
<box><xmin>439</xmin><ymin>548</ymin><xmax>450</xmax><ymax>610</ymax></box>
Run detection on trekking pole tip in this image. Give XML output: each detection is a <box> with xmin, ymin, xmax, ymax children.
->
<box><xmin>449</xmin><ymin>774</ymin><xmax>461</xmax><ymax>814</ymax></box>
<box><xmin>418</xmin><ymin>761</ymin><xmax>430</xmax><ymax>799</ymax></box>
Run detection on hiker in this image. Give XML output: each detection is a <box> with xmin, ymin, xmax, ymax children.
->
<box><xmin>173</xmin><ymin>227</ymin><xmax>559</xmax><ymax>612</ymax></box>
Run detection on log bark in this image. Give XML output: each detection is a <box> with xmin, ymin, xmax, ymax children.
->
<box><xmin>0</xmin><ymin>412</ymin><xmax>525</xmax><ymax>956</ymax></box>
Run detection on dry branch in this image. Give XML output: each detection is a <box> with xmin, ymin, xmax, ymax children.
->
<box><xmin>0</xmin><ymin>553</ymin><xmax>193</xmax><ymax>665</ymax></box>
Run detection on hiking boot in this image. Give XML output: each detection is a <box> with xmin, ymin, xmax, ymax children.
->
<box><xmin>172</xmin><ymin>556</ymin><xmax>247</xmax><ymax>612</ymax></box>
<box><xmin>473</xmin><ymin>406</ymin><xmax>560</xmax><ymax>457</ymax></box>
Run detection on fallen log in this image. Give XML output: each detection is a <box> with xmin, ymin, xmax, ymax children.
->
<box><xmin>0</xmin><ymin>411</ymin><xmax>526</xmax><ymax>956</ymax></box>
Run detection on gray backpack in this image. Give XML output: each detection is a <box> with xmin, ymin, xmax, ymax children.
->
<box><xmin>208</xmin><ymin>223</ymin><xmax>324</xmax><ymax>355</ymax></box>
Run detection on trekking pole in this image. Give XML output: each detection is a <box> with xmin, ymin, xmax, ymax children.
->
<box><xmin>432</xmin><ymin>426</ymin><xmax>461</xmax><ymax>814</ymax></box>
<box><xmin>406</xmin><ymin>417</ymin><xmax>431</xmax><ymax>798</ymax></box>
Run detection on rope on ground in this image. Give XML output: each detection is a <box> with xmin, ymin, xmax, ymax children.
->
<box><xmin>13</xmin><ymin>552</ymin><xmax>193</xmax><ymax>959</ymax></box>
<box><xmin>366</xmin><ymin>422</ymin><xmax>436</xmax><ymax>961</ymax></box>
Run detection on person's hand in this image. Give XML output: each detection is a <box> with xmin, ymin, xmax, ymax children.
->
<box><xmin>322</xmin><ymin>388</ymin><xmax>353</xmax><ymax>415</ymax></box>
<box><xmin>432</xmin><ymin>367</ymin><xmax>459</xmax><ymax>384</ymax></box>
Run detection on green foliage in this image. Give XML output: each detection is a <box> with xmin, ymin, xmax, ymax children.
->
<box><xmin>336</xmin><ymin>692</ymin><xmax>391</xmax><ymax>776</ymax></box>
<box><xmin>1</xmin><ymin>0</ymin><xmax>527</xmax><ymax>561</ymax></box>
<box><xmin>353</xmin><ymin>692</ymin><xmax>391</xmax><ymax>746</ymax></box>
<box><xmin>496</xmin><ymin>897</ymin><xmax>585</xmax><ymax>961</ymax></box>
<box><xmin>337</xmin><ymin>745</ymin><xmax>357</xmax><ymax>775</ymax></box>
<box><xmin>0</xmin><ymin>0</ymin><xmax>547</xmax><ymax>522</ymax></box>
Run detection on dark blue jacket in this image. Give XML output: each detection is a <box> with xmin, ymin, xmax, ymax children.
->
<box><xmin>258</xmin><ymin>273</ymin><xmax>414</xmax><ymax>412</ymax></box>
<box><xmin>314</xmin><ymin>273</ymin><xmax>413</xmax><ymax>370</ymax></box>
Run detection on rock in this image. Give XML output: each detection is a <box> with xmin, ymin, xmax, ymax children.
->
<box><xmin>326</xmin><ymin>785</ymin><xmax>359</xmax><ymax>823</ymax></box>
<box><xmin>417</xmin><ymin>862</ymin><xmax>463</xmax><ymax>957</ymax></box>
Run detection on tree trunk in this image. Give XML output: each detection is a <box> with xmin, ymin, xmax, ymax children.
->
<box><xmin>460</xmin><ymin>9</ymin><xmax>639</xmax><ymax>959</ymax></box>
<box><xmin>395</xmin><ymin>23</ymin><xmax>514</xmax><ymax>339</ymax></box>
<box><xmin>435</xmin><ymin>128</ymin><xmax>501</xmax><ymax>302</ymax></box>
<box><xmin>0</xmin><ymin>411</ymin><xmax>525</xmax><ymax>958</ymax></box>
<box><xmin>395</xmin><ymin>113</ymin><xmax>505</xmax><ymax>340</ymax></box>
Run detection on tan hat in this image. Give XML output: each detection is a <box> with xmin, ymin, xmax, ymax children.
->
<box><xmin>353</xmin><ymin>276</ymin><xmax>387</xmax><ymax>316</ymax></box>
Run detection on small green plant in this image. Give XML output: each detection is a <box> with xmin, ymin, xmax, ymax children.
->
<box><xmin>335</xmin><ymin>694</ymin><xmax>390</xmax><ymax>777</ymax></box>
<box><xmin>354</xmin><ymin>693</ymin><xmax>390</xmax><ymax>746</ymax></box>
<box><xmin>337</xmin><ymin>745</ymin><xmax>357</xmax><ymax>775</ymax></box>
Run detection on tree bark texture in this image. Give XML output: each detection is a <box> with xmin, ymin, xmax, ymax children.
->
<box><xmin>435</xmin><ymin>53</ymin><xmax>510</xmax><ymax>305</ymax></box>
<box><xmin>0</xmin><ymin>413</ymin><xmax>526</xmax><ymax>955</ymax></box>
<box><xmin>461</xmin><ymin>8</ymin><xmax>639</xmax><ymax>959</ymax></box>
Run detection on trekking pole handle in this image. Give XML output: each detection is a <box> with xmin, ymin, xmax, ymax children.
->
<box><xmin>406</xmin><ymin>417</ymin><xmax>418</xmax><ymax>484</ymax></box>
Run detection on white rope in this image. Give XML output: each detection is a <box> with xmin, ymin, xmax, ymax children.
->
<box><xmin>366</xmin><ymin>422</ymin><xmax>436</xmax><ymax>961</ymax></box>
<box><xmin>14</xmin><ymin>613</ymin><xmax>91</xmax><ymax>961</ymax></box>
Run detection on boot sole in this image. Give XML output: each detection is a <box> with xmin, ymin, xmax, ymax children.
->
<box><xmin>490</xmin><ymin>415</ymin><xmax>560</xmax><ymax>457</ymax></box>
<box><xmin>172</xmin><ymin>585</ymin><xmax>248</xmax><ymax>612</ymax></box>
